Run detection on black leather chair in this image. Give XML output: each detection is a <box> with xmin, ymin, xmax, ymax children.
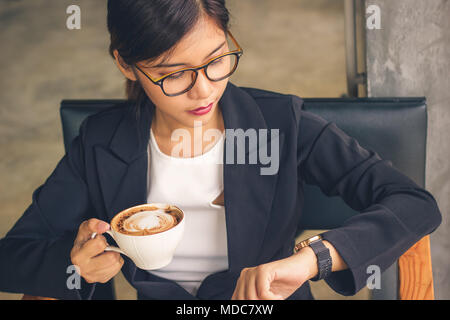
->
<box><xmin>59</xmin><ymin>97</ymin><xmax>429</xmax><ymax>300</ymax></box>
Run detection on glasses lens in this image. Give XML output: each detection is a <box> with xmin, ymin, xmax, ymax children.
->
<box><xmin>162</xmin><ymin>70</ymin><xmax>196</xmax><ymax>96</ymax></box>
<box><xmin>206</xmin><ymin>54</ymin><xmax>238</xmax><ymax>81</ymax></box>
<box><xmin>160</xmin><ymin>53</ymin><xmax>239</xmax><ymax>96</ymax></box>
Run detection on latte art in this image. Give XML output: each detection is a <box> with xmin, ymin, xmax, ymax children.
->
<box><xmin>123</xmin><ymin>210</ymin><xmax>177</xmax><ymax>235</ymax></box>
<box><xmin>113</xmin><ymin>205</ymin><xmax>181</xmax><ymax>236</ymax></box>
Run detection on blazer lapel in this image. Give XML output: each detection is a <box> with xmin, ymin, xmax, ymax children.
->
<box><xmin>94</xmin><ymin>102</ymin><xmax>153</xmax><ymax>219</ymax></box>
<box><xmin>220</xmin><ymin>83</ymin><xmax>285</xmax><ymax>271</ymax></box>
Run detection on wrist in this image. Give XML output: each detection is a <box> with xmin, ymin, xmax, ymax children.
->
<box><xmin>295</xmin><ymin>246</ymin><xmax>319</xmax><ymax>281</ymax></box>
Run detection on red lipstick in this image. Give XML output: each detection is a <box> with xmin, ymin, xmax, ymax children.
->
<box><xmin>187</xmin><ymin>102</ymin><xmax>213</xmax><ymax>116</ymax></box>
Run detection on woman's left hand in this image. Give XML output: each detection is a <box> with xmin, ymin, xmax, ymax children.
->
<box><xmin>231</xmin><ymin>247</ymin><xmax>317</xmax><ymax>300</ymax></box>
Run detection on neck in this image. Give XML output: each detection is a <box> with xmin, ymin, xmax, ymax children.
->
<box><xmin>151</xmin><ymin>105</ymin><xmax>225</xmax><ymax>157</ymax></box>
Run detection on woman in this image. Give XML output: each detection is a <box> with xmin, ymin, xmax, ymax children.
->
<box><xmin>0</xmin><ymin>0</ymin><xmax>442</xmax><ymax>300</ymax></box>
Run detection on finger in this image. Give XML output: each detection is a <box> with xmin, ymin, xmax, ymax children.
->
<box><xmin>75</xmin><ymin>219</ymin><xmax>110</xmax><ymax>245</ymax></box>
<box><xmin>87</xmin><ymin>252</ymin><xmax>124</xmax><ymax>282</ymax></box>
<box><xmin>234</xmin><ymin>269</ymin><xmax>248</xmax><ymax>300</ymax></box>
<box><xmin>71</xmin><ymin>234</ymin><xmax>108</xmax><ymax>269</ymax></box>
<box><xmin>244</xmin><ymin>270</ymin><xmax>258</xmax><ymax>300</ymax></box>
<box><xmin>231</xmin><ymin>275</ymin><xmax>243</xmax><ymax>300</ymax></box>
<box><xmin>231</xmin><ymin>280</ymin><xmax>241</xmax><ymax>300</ymax></box>
<box><xmin>90</xmin><ymin>251</ymin><xmax>123</xmax><ymax>270</ymax></box>
<box><xmin>77</xmin><ymin>235</ymin><xmax>109</xmax><ymax>261</ymax></box>
<box><xmin>256</xmin><ymin>267</ymin><xmax>275</xmax><ymax>300</ymax></box>
<box><xmin>80</xmin><ymin>251</ymin><xmax>122</xmax><ymax>280</ymax></box>
<box><xmin>87</xmin><ymin>218</ymin><xmax>110</xmax><ymax>235</ymax></box>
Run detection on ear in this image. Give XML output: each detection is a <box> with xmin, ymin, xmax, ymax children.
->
<box><xmin>113</xmin><ymin>49</ymin><xmax>137</xmax><ymax>81</ymax></box>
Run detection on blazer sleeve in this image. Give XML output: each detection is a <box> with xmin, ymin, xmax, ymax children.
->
<box><xmin>0</xmin><ymin>118</ymin><xmax>96</xmax><ymax>300</ymax></box>
<box><xmin>292</xmin><ymin>96</ymin><xmax>442</xmax><ymax>296</ymax></box>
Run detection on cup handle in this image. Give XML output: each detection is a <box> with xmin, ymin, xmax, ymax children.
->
<box><xmin>91</xmin><ymin>231</ymin><xmax>128</xmax><ymax>257</ymax></box>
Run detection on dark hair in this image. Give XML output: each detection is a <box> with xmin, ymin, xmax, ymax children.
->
<box><xmin>107</xmin><ymin>0</ymin><xmax>230</xmax><ymax>113</ymax></box>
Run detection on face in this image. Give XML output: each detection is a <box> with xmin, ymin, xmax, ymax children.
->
<box><xmin>114</xmin><ymin>16</ymin><xmax>229</xmax><ymax>130</ymax></box>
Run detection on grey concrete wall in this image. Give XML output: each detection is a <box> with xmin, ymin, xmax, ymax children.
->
<box><xmin>365</xmin><ymin>0</ymin><xmax>450</xmax><ymax>299</ymax></box>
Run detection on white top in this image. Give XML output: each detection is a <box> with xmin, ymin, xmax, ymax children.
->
<box><xmin>146</xmin><ymin>128</ymin><xmax>229</xmax><ymax>296</ymax></box>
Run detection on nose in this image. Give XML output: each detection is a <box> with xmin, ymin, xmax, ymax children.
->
<box><xmin>187</xmin><ymin>69</ymin><xmax>214</xmax><ymax>101</ymax></box>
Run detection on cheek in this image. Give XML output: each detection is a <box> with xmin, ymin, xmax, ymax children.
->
<box><xmin>140</xmin><ymin>82</ymin><xmax>176</xmax><ymax>111</ymax></box>
<box><xmin>212</xmin><ymin>79</ymin><xmax>229</xmax><ymax>100</ymax></box>
<box><xmin>216</xmin><ymin>79</ymin><xmax>228</xmax><ymax>93</ymax></box>
<box><xmin>144</xmin><ymin>85</ymin><xmax>189</xmax><ymax>114</ymax></box>
<box><xmin>160</xmin><ymin>97</ymin><xmax>190</xmax><ymax>114</ymax></box>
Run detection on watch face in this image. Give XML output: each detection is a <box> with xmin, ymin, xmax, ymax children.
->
<box><xmin>294</xmin><ymin>235</ymin><xmax>323</xmax><ymax>253</ymax></box>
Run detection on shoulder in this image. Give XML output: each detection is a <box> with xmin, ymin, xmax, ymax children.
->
<box><xmin>236</xmin><ymin>85</ymin><xmax>303</xmax><ymax>128</ymax></box>
<box><xmin>236</xmin><ymin>85</ymin><xmax>327</xmax><ymax>130</ymax></box>
<box><xmin>238</xmin><ymin>85</ymin><xmax>301</xmax><ymax>108</ymax></box>
<box><xmin>77</xmin><ymin>101</ymin><xmax>134</xmax><ymax>145</ymax></box>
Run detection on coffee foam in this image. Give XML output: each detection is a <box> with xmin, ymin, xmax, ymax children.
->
<box><xmin>113</xmin><ymin>206</ymin><xmax>181</xmax><ymax>236</ymax></box>
<box><xmin>123</xmin><ymin>210</ymin><xmax>176</xmax><ymax>234</ymax></box>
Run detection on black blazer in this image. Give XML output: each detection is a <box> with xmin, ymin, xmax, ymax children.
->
<box><xmin>0</xmin><ymin>82</ymin><xmax>442</xmax><ymax>300</ymax></box>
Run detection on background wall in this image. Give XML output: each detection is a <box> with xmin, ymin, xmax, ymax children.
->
<box><xmin>365</xmin><ymin>0</ymin><xmax>450</xmax><ymax>299</ymax></box>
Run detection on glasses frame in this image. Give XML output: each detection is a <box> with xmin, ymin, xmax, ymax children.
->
<box><xmin>134</xmin><ymin>31</ymin><xmax>243</xmax><ymax>97</ymax></box>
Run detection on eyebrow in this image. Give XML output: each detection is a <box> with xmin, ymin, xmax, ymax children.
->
<box><xmin>151</xmin><ymin>41</ymin><xmax>227</xmax><ymax>69</ymax></box>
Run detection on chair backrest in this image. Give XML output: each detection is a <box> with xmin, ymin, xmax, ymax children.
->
<box><xmin>60</xmin><ymin>97</ymin><xmax>428</xmax><ymax>300</ymax></box>
<box><xmin>299</xmin><ymin>98</ymin><xmax>427</xmax><ymax>229</ymax></box>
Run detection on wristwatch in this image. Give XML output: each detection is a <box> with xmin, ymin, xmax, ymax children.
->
<box><xmin>294</xmin><ymin>235</ymin><xmax>332</xmax><ymax>281</ymax></box>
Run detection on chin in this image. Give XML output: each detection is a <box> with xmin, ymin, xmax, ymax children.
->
<box><xmin>189</xmin><ymin>114</ymin><xmax>214</xmax><ymax>127</ymax></box>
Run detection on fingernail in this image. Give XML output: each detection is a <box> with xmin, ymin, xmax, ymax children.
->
<box><xmin>99</xmin><ymin>221</ymin><xmax>110</xmax><ymax>231</ymax></box>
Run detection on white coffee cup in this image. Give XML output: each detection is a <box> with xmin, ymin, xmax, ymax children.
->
<box><xmin>92</xmin><ymin>203</ymin><xmax>185</xmax><ymax>270</ymax></box>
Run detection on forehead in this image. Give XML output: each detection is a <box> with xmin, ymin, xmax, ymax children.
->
<box><xmin>151</xmin><ymin>16</ymin><xmax>227</xmax><ymax>66</ymax></box>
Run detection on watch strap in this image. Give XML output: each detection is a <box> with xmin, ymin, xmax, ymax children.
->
<box><xmin>309</xmin><ymin>240</ymin><xmax>332</xmax><ymax>281</ymax></box>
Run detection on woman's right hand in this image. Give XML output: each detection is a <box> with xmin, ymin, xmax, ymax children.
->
<box><xmin>70</xmin><ymin>218</ymin><xmax>124</xmax><ymax>284</ymax></box>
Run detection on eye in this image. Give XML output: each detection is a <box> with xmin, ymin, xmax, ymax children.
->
<box><xmin>166</xmin><ymin>71</ymin><xmax>185</xmax><ymax>80</ymax></box>
<box><xmin>209</xmin><ymin>56</ymin><xmax>225</xmax><ymax>66</ymax></box>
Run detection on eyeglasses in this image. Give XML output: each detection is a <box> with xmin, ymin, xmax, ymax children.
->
<box><xmin>135</xmin><ymin>31</ymin><xmax>243</xmax><ymax>97</ymax></box>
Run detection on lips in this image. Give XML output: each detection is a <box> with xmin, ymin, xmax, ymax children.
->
<box><xmin>192</xmin><ymin>102</ymin><xmax>213</xmax><ymax>112</ymax></box>
<box><xmin>188</xmin><ymin>102</ymin><xmax>214</xmax><ymax>115</ymax></box>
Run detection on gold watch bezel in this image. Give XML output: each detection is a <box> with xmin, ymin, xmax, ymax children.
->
<box><xmin>294</xmin><ymin>234</ymin><xmax>322</xmax><ymax>253</ymax></box>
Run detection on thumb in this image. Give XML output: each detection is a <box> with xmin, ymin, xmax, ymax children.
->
<box><xmin>85</xmin><ymin>218</ymin><xmax>110</xmax><ymax>235</ymax></box>
<box><xmin>96</xmin><ymin>220</ymin><xmax>110</xmax><ymax>234</ymax></box>
<box><xmin>75</xmin><ymin>219</ymin><xmax>110</xmax><ymax>246</ymax></box>
<box><xmin>256</xmin><ymin>266</ymin><xmax>280</xmax><ymax>299</ymax></box>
